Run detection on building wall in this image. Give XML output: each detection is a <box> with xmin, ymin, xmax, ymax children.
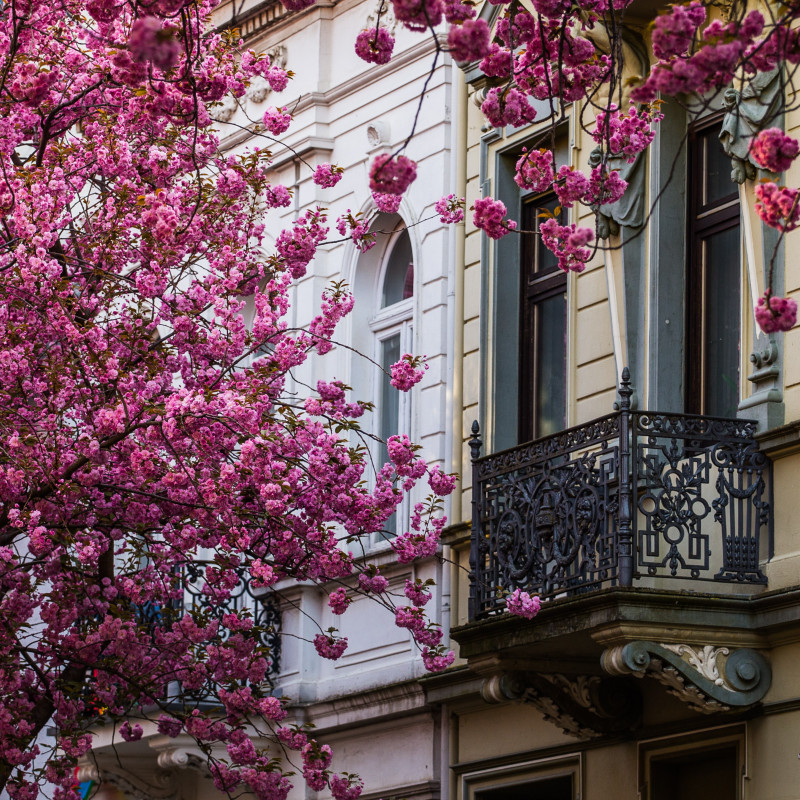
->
<box><xmin>444</xmin><ymin>4</ymin><xmax>800</xmax><ymax>800</ymax></box>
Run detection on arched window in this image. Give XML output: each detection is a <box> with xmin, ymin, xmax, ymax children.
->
<box><xmin>349</xmin><ymin>216</ymin><xmax>416</xmax><ymax>543</ymax></box>
<box><xmin>371</xmin><ymin>228</ymin><xmax>414</xmax><ymax>539</ymax></box>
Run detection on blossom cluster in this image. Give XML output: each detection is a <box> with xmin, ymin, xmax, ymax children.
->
<box><xmin>750</xmin><ymin>129</ymin><xmax>800</xmax><ymax>174</ymax></box>
<box><xmin>336</xmin><ymin>211</ymin><xmax>377</xmax><ymax>252</ymax></box>
<box><xmin>390</xmin><ymin>354</ymin><xmax>428</xmax><ymax>391</ymax></box>
<box><xmin>592</xmin><ymin>103</ymin><xmax>663</xmax><ymax>163</ymax></box>
<box><xmin>755</xmin><ymin>293</ymin><xmax>798</xmax><ymax>333</ymax></box>
<box><xmin>355</xmin><ymin>27</ymin><xmax>395</xmax><ymax>64</ymax></box>
<box><xmin>313</xmin><ymin>163</ymin><xmax>344</xmax><ymax>188</ymax></box>
<box><xmin>539</xmin><ymin>218</ymin><xmax>595</xmax><ymax>273</ymax></box>
<box><xmin>369</xmin><ymin>154</ymin><xmax>418</xmax><ymax>196</ymax></box>
<box><xmin>754</xmin><ymin>183</ymin><xmax>800</xmax><ymax>232</ymax></box>
<box><xmin>472</xmin><ymin>197</ymin><xmax>517</xmax><ymax>239</ymax></box>
<box><xmin>435</xmin><ymin>194</ymin><xmax>466</xmax><ymax>224</ymax></box>
<box><xmin>505</xmin><ymin>589</ymin><xmax>542</xmax><ymax>620</ymax></box>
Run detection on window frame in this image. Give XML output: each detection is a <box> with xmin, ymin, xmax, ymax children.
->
<box><xmin>638</xmin><ymin>724</ymin><xmax>745</xmax><ymax>800</ymax></box>
<box><xmin>518</xmin><ymin>193</ymin><xmax>569</xmax><ymax>444</ymax></box>
<box><xmin>460</xmin><ymin>753</ymin><xmax>582</xmax><ymax>800</ymax></box>
<box><xmin>367</xmin><ymin>226</ymin><xmax>416</xmax><ymax>545</ymax></box>
<box><xmin>685</xmin><ymin>115</ymin><xmax>743</xmax><ymax>418</ymax></box>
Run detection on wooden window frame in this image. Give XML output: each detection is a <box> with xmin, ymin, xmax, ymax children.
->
<box><xmin>518</xmin><ymin>194</ymin><xmax>568</xmax><ymax>443</ymax></box>
<box><xmin>685</xmin><ymin>117</ymin><xmax>741</xmax><ymax>416</ymax></box>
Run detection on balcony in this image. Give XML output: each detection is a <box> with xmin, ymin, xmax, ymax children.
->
<box><xmin>453</xmin><ymin>373</ymin><xmax>777</xmax><ymax>734</ymax></box>
<box><xmin>467</xmin><ymin>374</ymin><xmax>771</xmax><ymax>620</ymax></box>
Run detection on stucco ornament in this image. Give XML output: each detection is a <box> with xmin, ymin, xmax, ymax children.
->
<box><xmin>720</xmin><ymin>69</ymin><xmax>783</xmax><ymax>183</ymax></box>
<box><xmin>211</xmin><ymin>92</ymin><xmax>238</xmax><ymax>122</ymax></box>
<box><xmin>601</xmin><ymin>641</ymin><xmax>772</xmax><ymax>712</ymax></box>
<box><xmin>247</xmin><ymin>47</ymin><xmax>288</xmax><ymax>104</ymax></box>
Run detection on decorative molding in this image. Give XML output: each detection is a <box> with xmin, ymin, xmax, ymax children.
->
<box><xmin>211</xmin><ymin>93</ymin><xmax>238</xmax><ymax>123</ymax></box>
<box><xmin>247</xmin><ymin>47</ymin><xmax>288</xmax><ymax>105</ymax></box>
<box><xmin>601</xmin><ymin>641</ymin><xmax>771</xmax><ymax>713</ymax></box>
<box><xmin>480</xmin><ymin>671</ymin><xmax>641</xmax><ymax>740</ymax></box>
<box><xmin>365</xmin><ymin>0</ymin><xmax>397</xmax><ymax>35</ymax></box>
<box><xmin>366</xmin><ymin>120</ymin><xmax>390</xmax><ymax>148</ymax></box>
<box><xmin>720</xmin><ymin>69</ymin><xmax>782</xmax><ymax>183</ymax></box>
<box><xmin>217</xmin><ymin>35</ymin><xmax>442</xmax><ymax>152</ymax></box>
<box><xmin>76</xmin><ymin>762</ymin><xmax>182</xmax><ymax>800</ymax></box>
<box><xmin>218</xmin><ymin>0</ymin><xmax>338</xmax><ymax>43</ymax></box>
<box><xmin>156</xmin><ymin>747</ymin><xmax>208</xmax><ymax>772</ymax></box>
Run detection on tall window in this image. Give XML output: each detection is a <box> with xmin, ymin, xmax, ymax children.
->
<box><xmin>371</xmin><ymin>228</ymin><xmax>414</xmax><ymax>539</ymax></box>
<box><xmin>686</xmin><ymin>119</ymin><xmax>741</xmax><ymax>418</ymax></box>
<box><xmin>518</xmin><ymin>194</ymin><xmax>568</xmax><ymax>443</ymax></box>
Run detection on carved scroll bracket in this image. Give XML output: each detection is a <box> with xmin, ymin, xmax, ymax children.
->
<box><xmin>481</xmin><ymin>670</ymin><xmax>642</xmax><ymax>740</ymax></box>
<box><xmin>601</xmin><ymin>641</ymin><xmax>771</xmax><ymax>714</ymax></box>
<box><xmin>78</xmin><ymin>745</ymin><xmax>210</xmax><ymax>800</ymax></box>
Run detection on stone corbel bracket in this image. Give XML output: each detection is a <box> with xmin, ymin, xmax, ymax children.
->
<box><xmin>76</xmin><ymin>761</ymin><xmax>180</xmax><ymax>800</ymax></box>
<box><xmin>481</xmin><ymin>670</ymin><xmax>642</xmax><ymax>740</ymax></box>
<box><xmin>601</xmin><ymin>641</ymin><xmax>771</xmax><ymax>714</ymax></box>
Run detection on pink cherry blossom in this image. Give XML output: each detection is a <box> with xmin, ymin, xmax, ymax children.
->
<box><xmin>754</xmin><ymin>183</ymin><xmax>800</xmax><ymax>231</ymax></box>
<box><xmin>435</xmin><ymin>194</ymin><xmax>465</xmax><ymax>224</ymax></box>
<box><xmin>755</xmin><ymin>293</ymin><xmax>798</xmax><ymax>333</ymax></box>
<box><xmin>472</xmin><ymin>197</ymin><xmax>517</xmax><ymax>239</ymax></box>
<box><xmin>404</xmin><ymin>578</ymin><xmax>432</xmax><ymax>606</ymax></box>
<box><xmin>372</xmin><ymin>192</ymin><xmax>403</xmax><ymax>213</ymax></box>
<box><xmin>128</xmin><ymin>17</ymin><xmax>181</xmax><ymax>71</ymax></box>
<box><xmin>358</xmin><ymin>571</ymin><xmax>390</xmax><ymax>593</ymax></box>
<box><xmin>505</xmin><ymin>589</ymin><xmax>541</xmax><ymax>619</ymax></box>
<box><xmin>336</xmin><ymin>211</ymin><xmax>376</xmax><ymax>252</ymax></box>
<box><xmin>750</xmin><ymin>128</ymin><xmax>800</xmax><ymax>173</ymax></box>
<box><xmin>539</xmin><ymin>218</ymin><xmax>594</xmax><ymax>272</ymax></box>
<box><xmin>447</xmin><ymin>18</ymin><xmax>491</xmax><ymax>62</ymax></box>
<box><xmin>313</xmin><ymin>163</ymin><xmax>344</xmax><ymax>188</ymax></box>
<box><xmin>390</xmin><ymin>354</ymin><xmax>427</xmax><ymax>390</ymax></box>
<box><xmin>515</xmin><ymin>148</ymin><xmax>554</xmax><ymax>192</ymax></box>
<box><xmin>328</xmin><ymin>588</ymin><xmax>351</xmax><ymax>615</ymax></box>
<box><xmin>355</xmin><ymin>28</ymin><xmax>395</xmax><ymax>64</ymax></box>
<box><xmin>313</xmin><ymin>633</ymin><xmax>349</xmax><ymax>660</ymax></box>
<box><xmin>421</xmin><ymin>646</ymin><xmax>455</xmax><ymax>672</ymax></box>
<box><xmin>263</xmin><ymin>106</ymin><xmax>292</xmax><ymax>136</ymax></box>
<box><xmin>369</xmin><ymin>154</ymin><xmax>418</xmax><ymax>196</ymax></box>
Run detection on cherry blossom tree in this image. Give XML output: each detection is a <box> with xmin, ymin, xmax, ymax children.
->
<box><xmin>3</xmin><ymin>0</ymin><xmax>800</xmax><ymax>794</ymax></box>
<box><xmin>0</xmin><ymin>1</ymin><xmax>453</xmax><ymax>797</ymax></box>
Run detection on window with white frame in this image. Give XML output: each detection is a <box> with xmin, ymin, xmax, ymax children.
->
<box><xmin>370</xmin><ymin>227</ymin><xmax>414</xmax><ymax>539</ymax></box>
<box><xmin>349</xmin><ymin>215</ymin><xmax>417</xmax><ymax>545</ymax></box>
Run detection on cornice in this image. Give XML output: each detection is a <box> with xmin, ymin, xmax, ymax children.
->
<box><xmin>756</xmin><ymin>418</ymin><xmax>800</xmax><ymax>459</ymax></box>
<box><xmin>216</xmin><ymin>0</ymin><xmax>340</xmax><ymax>43</ymax></box>
<box><xmin>288</xmin><ymin>33</ymin><xmax>448</xmax><ymax>116</ymax></box>
<box><xmin>285</xmin><ymin>677</ymin><xmax>432</xmax><ymax>732</ymax></box>
<box><xmin>452</xmin><ymin>585</ymin><xmax>800</xmax><ymax>658</ymax></box>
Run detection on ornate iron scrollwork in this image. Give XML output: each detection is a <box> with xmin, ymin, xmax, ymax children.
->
<box><xmin>469</xmin><ymin>386</ymin><xmax>771</xmax><ymax>620</ymax></box>
<box><xmin>178</xmin><ymin>561</ymin><xmax>282</xmax><ymax>703</ymax></box>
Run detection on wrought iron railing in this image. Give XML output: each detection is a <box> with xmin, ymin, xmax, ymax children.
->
<box><xmin>468</xmin><ymin>370</ymin><xmax>772</xmax><ymax>620</ymax></box>
<box><xmin>134</xmin><ymin>561</ymin><xmax>281</xmax><ymax>700</ymax></box>
<box><xmin>177</xmin><ymin>560</ymin><xmax>282</xmax><ymax>702</ymax></box>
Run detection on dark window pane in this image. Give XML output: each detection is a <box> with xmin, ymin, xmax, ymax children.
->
<box><xmin>379</xmin><ymin>334</ymin><xmax>402</xmax><ymax>537</ymax></box>
<box><xmin>702</xmin><ymin>226</ymin><xmax>740</xmax><ymax>417</ymax></box>
<box><xmin>535</xmin><ymin>292</ymin><xmax>567</xmax><ymax>437</ymax></box>
<box><xmin>519</xmin><ymin>193</ymin><xmax>567</xmax><ymax>443</ymax></box>
<box><xmin>477</xmin><ymin>775</ymin><xmax>572</xmax><ymax>800</ymax></box>
<box><xmin>382</xmin><ymin>231</ymin><xmax>414</xmax><ymax>307</ymax></box>
<box><xmin>535</xmin><ymin>196</ymin><xmax>561</xmax><ymax>275</ymax></box>
<box><xmin>704</xmin><ymin>129</ymin><xmax>735</xmax><ymax>206</ymax></box>
<box><xmin>650</xmin><ymin>746</ymin><xmax>737</xmax><ymax>800</ymax></box>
